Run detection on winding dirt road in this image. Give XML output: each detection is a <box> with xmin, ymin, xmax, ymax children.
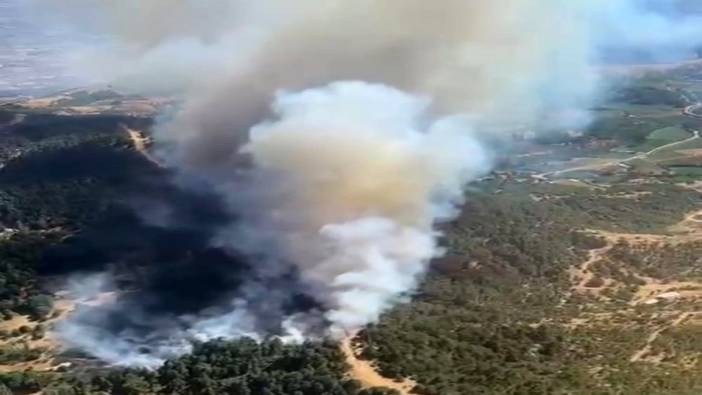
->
<box><xmin>535</xmin><ymin>105</ymin><xmax>702</xmax><ymax>180</ymax></box>
<box><xmin>683</xmin><ymin>103</ymin><xmax>702</xmax><ymax>120</ymax></box>
<box><xmin>630</xmin><ymin>312</ymin><xmax>695</xmax><ymax>363</ymax></box>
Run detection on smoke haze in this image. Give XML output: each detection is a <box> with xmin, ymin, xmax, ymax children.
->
<box><xmin>235</xmin><ymin>81</ymin><xmax>489</xmax><ymax>335</ymax></box>
<box><xmin>24</xmin><ymin>0</ymin><xmax>702</xmax><ymax>366</ymax></box>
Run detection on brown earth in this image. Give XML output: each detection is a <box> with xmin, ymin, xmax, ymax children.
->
<box><xmin>568</xmin><ymin>207</ymin><xmax>702</xmax><ymax>364</ymax></box>
<box><xmin>341</xmin><ymin>336</ymin><xmax>415</xmax><ymax>395</ymax></box>
<box><xmin>0</xmin><ymin>298</ymin><xmax>75</xmax><ymax>373</ymax></box>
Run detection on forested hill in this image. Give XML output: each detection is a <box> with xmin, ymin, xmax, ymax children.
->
<box><xmin>3</xmin><ymin>74</ymin><xmax>702</xmax><ymax>394</ymax></box>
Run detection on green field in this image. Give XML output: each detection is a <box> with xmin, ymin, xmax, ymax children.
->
<box><xmin>647</xmin><ymin>126</ymin><xmax>691</xmax><ymax>141</ymax></box>
<box><xmin>670</xmin><ymin>165</ymin><xmax>702</xmax><ymax>176</ymax></box>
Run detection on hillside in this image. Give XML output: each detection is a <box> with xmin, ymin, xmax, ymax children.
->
<box><xmin>1</xmin><ymin>69</ymin><xmax>702</xmax><ymax>395</ymax></box>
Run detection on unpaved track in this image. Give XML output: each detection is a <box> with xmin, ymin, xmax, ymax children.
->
<box><xmin>572</xmin><ymin>209</ymin><xmax>702</xmax><ymax>296</ymax></box>
<box><xmin>570</xmin><ymin>243</ymin><xmax>613</xmax><ymax>294</ymax></box>
<box><xmin>341</xmin><ymin>336</ymin><xmax>415</xmax><ymax>394</ymax></box>
<box><xmin>637</xmin><ymin>130</ymin><xmax>700</xmax><ymax>159</ymax></box>
<box><xmin>536</xmin><ymin>130</ymin><xmax>700</xmax><ymax>180</ymax></box>
<box><xmin>683</xmin><ymin>103</ymin><xmax>702</xmax><ymax>120</ymax></box>
<box><xmin>567</xmin><ymin>206</ymin><xmax>702</xmax><ymax>363</ymax></box>
<box><xmin>630</xmin><ymin>312</ymin><xmax>695</xmax><ymax>363</ymax></box>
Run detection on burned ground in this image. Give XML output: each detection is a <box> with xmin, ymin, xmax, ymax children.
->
<box><xmin>4</xmin><ymin>74</ymin><xmax>702</xmax><ymax>394</ymax></box>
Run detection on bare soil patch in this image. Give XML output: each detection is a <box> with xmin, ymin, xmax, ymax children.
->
<box><xmin>0</xmin><ymin>298</ymin><xmax>75</xmax><ymax>373</ymax></box>
<box><xmin>568</xmin><ymin>207</ymin><xmax>702</xmax><ymax>365</ymax></box>
<box><xmin>341</xmin><ymin>336</ymin><xmax>415</xmax><ymax>395</ymax></box>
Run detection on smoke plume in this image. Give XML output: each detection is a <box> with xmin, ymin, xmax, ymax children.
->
<box><xmin>227</xmin><ymin>81</ymin><xmax>488</xmax><ymax>335</ymax></box>
<box><xmin>26</xmin><ymin>0</ymin><xmax>702</xmax><ymax>366</ymax></box>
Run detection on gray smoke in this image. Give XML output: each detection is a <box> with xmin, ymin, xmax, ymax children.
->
<box><xmin>26</xmin><ymin>0</ymin><xmax>702</xmax><ymax>367</ymax></box>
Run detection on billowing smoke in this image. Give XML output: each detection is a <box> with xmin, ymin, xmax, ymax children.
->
<box><xmin>221</xmin><ymin>81</ymin><xmax>489</xmax><ymax>336</ymax></box>
<box><xmin>26</xmin><ymin>0</ymin><xmax>702</xmax><ymax>366</ymax></box>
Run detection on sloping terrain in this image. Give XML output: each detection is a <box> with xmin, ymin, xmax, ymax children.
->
<box><xmin>350</xmin><ymin>65</ymin><xmax>702</xmax><ymax>393</ymax></box>
<box><xmin>4</xmin><ymin>67</ymin><xmax>702</xmax><ymax>394</ymax></box>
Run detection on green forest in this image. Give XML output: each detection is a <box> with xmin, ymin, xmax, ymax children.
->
<box><xmin>1</xmin><ymin>77</ymin><xmax>702</xmax><ymax>395</ymax></box>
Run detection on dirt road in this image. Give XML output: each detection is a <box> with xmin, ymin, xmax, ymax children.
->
<box><xmin>635</xmin><ymin>130</ymin><xmax>700</xmax><ymax>159</ymax></box>
<box><xmin>536</xmin><ymin>129</ymin><xmax>700</xmax><ymax>180</ymax></box>
<box><xmin>683</xmin><ymin>103</ymin><xmax>702</xmax><ymax>120</ymax></box>
<box><xmin>630</xmin><ymin>312</ymin><xmax>694</xmax><ymax>363</ymax></box>
<box><xmin>570</xmin><ymin>243</ymin><xmax>613</xmax><ymax>294</ymax></box>
<box><xmin>341</xmin><ymin>336</ymin><xmax>415</xmax><ymax>395</ymax></box>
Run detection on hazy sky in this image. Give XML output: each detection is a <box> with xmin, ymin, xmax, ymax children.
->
<box><xmin>0</xmin><ymin>0</ymin><xmax>102</xmax><ymax>97</ymax></box>
<box><xmin>2</xmin><ymin>0</ymin><xmax>702</xmax><ymax>99</ymax></box>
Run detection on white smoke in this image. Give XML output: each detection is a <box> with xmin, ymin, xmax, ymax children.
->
<box><xmin>57</xmin><ymin>273</ymin><xmax>187</xmax><ymax>368</ymax></box>
<box><xmin>231</xmin><ymin>81</ymin><xmax>489</xmax><ymax>336</ymax></box>
<box><xmin>25</xmin><ymin>0</ymin><xmax>702</xmax><ymax>366</ymax></box>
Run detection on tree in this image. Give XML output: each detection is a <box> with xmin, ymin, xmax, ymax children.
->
<box><xmin>24</xmin><ymin>294</ymin><xmax>54</xmax><ymax>320</ymax></box>
<box><xmin>120</xmin><ymin>373</ymin><xmax>151</xmax><ymax>395</ymax></box>
<box><xmin>43</xmin><ymin>384</ymin><xmax>78</xmax><ymax>395</ymax></box>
